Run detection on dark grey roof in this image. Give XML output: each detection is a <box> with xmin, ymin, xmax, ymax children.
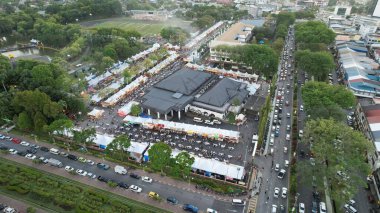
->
<box><xmin>140</xmin><ymin>88</ymin><xmax>194</xmax><ymax>114</ymax></box>
<box><xmin>154</xmin><ymin>68</ymin><xmax>213</xmax><ymax>95</ymax></box>
<box><xmin>196</xmin><ymin>78</ymin><xmax>249</xmax><ymax>107</ymax></box>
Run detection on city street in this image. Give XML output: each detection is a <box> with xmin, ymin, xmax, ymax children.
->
<box><xmin>255</xmin><ymin>26</ymin><xmax>295</xmax><ymax>213</ymax></box>
<box><xmin>0</xmin><ymin>134</ymin><xmax>246</xmax><ymax>213</ymax></box>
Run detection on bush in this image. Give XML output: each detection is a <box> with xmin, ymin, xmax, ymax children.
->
<box><xmin>26</xmin><ymin>207</ymin><xmax>36</xmax><ymax>213</ymax></box>
<box><xmin>107</xmin><ymin>181</ymin><xmax>118</xmax><ymax>188</ymax></box>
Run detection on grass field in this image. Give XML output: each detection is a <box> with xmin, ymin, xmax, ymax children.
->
<box><xmin>81</xmin><ymin>17</ymin><xmax>195</xmax><ymax>36</ymax></box>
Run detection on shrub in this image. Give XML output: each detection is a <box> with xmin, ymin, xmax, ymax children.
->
<box><xmin>107</xmin><ymin>181</ymin><xmax>118</xmax><ymax>188</ymax></box>
<box><xmin>26</xmin><ymin>207</ymin><xmax>36</xmax><ymax>213</ymax></box>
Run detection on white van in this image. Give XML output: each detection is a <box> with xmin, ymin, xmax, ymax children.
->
<box><xmin>232</xmin><ymin>199</ymin><xmax>246</xmax><ymax>206</ymax></box>
<box><xmin>271</xmin><ymin>204</ymin><xmax>277</xmax><ymax>213</ymax></box>
<box><xmin>49</xmin><ymin>148</ymin><xmax>60</xmax><ymax>155</ymax></box>
<box><xmin>114</xmin><ymin>165</ymin><xmax>127</xmax><ymax>175</ymax></box>
<box><xmin>193</xmin><ymin>117</ymin><xmax>203</xmax><ymax>123</ymax></box>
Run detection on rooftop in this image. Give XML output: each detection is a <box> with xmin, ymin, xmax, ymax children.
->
<box><xmin>154</xmin><ymin>68</ymin><xmax>213</xmax><ymax>95</ymax></box>
<box><xmin>209</xmin><ymin>22</ymin><xmax>254</xmax><ymax>48</ymax></box>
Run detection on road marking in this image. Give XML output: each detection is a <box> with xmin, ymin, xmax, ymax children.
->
<box><xmin>226</xmin><ymin>209</ymin><xmax>237</xmax><ymax>212</ymax></box>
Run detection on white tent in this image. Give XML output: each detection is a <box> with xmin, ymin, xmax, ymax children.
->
<box><xmin>87</xmin><ymin>108</ymin><xmax>105</xmax><ymax>119</ymax></box>
<box><xmin>118</xmin><ymin>101</ymin><xmax>139</xmax><ymax>117</ymax></box>
<box><xmin>123</xmin><ymin>115</ymin><xmax>240</xmax><ymax>142</ymax></box>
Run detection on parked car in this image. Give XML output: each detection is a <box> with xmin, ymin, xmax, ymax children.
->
<box><xmin>130</xmin><ymin>173</ymin><xmax>140</xmax><ymax>179</ymax></box>
<box><xmin>183</xmin><ymin>204</ymin><xmax>198</xmax><ymax>213</ymax></box>
<box><xmin>65</xmin><ymin>166</ymin><xmax>74</xmax><ymax>172</ymax></box>
<box><xmin>142</xmin><ymin>176</ymin><xmax>153</xmax><ymax>183</ymax></box>
<box><xmin>299</xmin><ymin>203</ymin><xmax>305</xmax><ymax>213</ymax></box>
<box><xmin>67</xmin><ymin>154</ymin><xmax>78</xmax><ymax>161</ymax></box>
<box><xmin>118</xmin><ymin>182</ymin><xmax>129</xmax><ymax>189</ymax></box>
<box><xmin>76</xmin><ymin>169</ymin><xmax>87</xmax><ymax>176</ymax></box>
<box><xmin>11</xmin><ymin>138</ymin><xmax>21</xmax><ymax>144</ymax></box>
<box><xmin>86</xmin><ymin>159</ymin><xmax>95</xmax><ymax>165</ymax></box>
<box><xmin>129</xmin><ymin>185</ymin><xmax>142</xmax><ymax>193</ymax></box>
<box><xmin>278</xmin><ymin>169</ymin><xmax>286</xmax><ymax>179</ymax></box>
<box><xmin>311</xmin><ymin>201</ymin><xmax>318</xmax><ymax>213</ymax></box>
<box><xmin>26</xmin><ymin>148</ymin><xmax>37</xmax><ymax>154</ymax></box>
<box><xmin>20</xmin><ymin>141</ymin><xmax>30</xmax><ymax>146</ymax></box>
<box><xmin>97</xmin><ymin>176</ymin><xmax>109</xmax><ymax>183</ymax></box>
<box><xmin>281</xmin><ymin>187</ymin><xmax>287</xmax><ymax>198</ymax></box>
<box><xmin>9</xmin><ymin>149</ymin><xmax>17</xmax><ymax>155</ymax></box>
<box><xmin>320</xmin><ymin>202</ymin><xmax>327</xmax><ymax>213</ymax></box>
<box><xmin>16</xmin><ymin>151</ymin><xmax>27</xmax><ymax>156</ymax></box>
<box><xmin>96</xmin><ymin>163</ymin><xmax>110</xmax><ymax>170</ymax></box>
<box><xmin>166</xmin><ymin>196</ymin><xmax>178</xmax><ymax>205</ymax></box>
<box><xmin>148</xmin><ymin>191</ymin><xmax>159</xmax><ymax>199</ymax></box>
<box><xmin>40</xmin><ymin>146</ymin><xmax>49</xmax><ymax>152</ymax></box>
<box><xmin>274</xmin><ymin>187</ymin><xmax>280</xmax><ymax>198</ymax></box>
<box><xmin>25</xmin><ymin>154</ymin><xmax>36</xmax><ymax>160</ymax></box>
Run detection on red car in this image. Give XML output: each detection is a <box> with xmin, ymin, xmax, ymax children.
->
<box><xmin>11</xmin><ymin>138</ymin><xmax>21</xmax><ymax>144</ymax></box>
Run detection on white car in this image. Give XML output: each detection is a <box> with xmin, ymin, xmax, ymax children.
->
<box><xmin>275</xmin><ymin>164</ymin><xmax>280</xmax><ymax>171</ymax></box>
<box><xmin>285</xmin><ymin>160</ymin><xmax>289</xmax><ymax>167</ymax></box>
<box><xmin>25</xmin><ymin>154</ymin><xmax>36</xmax><ymax>160</ymax></box>
<box><xmin>204</xmin><ymin>120</ymin><xmax>214</xmax><ymax>125</ymax></box>
<box><xmin>65</xmin><ymin>166</ymin><xmax>74</xmax><ymax>172</ymax></box>
<box><xmin>206</xmin><ymin>208</ymin><xmax>218</xmax><ymax>213</ymax></box>
<box><xmin>299</xmin><ymin>130</ymin><xmax>303</xmax><ymax>138</ymax></box>
<box><xmin>299</xmin><ymin>203</ymin><xmax>305</xmax><ymax>213</ymax></box>
<box><xmin>20</xmin><ymin>141</ymin><xmax>30</xmax><ymax>146</ymax></box>
<box><xmin>278</xmin><ymin>169</ymin><xmax>286</xmax><ymax>179</ymax></box>
<box><xmin>87</xmin><ymin>172</ymin><xmax>97</xmax><ymax>179</ymax></box>
<box><xmin>9</xmin><ymin>149</ymin><xmax>17</xmax><ymax>154</ymax></box>
<box><xmin>320</xmin><ymin>202</ymin><xmax>327</xmax><ymax>213</ymax></box>
<box><xmin>274</xmin><ymin>187</ymin><xmax>280</xmax><ymax>198</ymax></box>
<box><xmin>76</xmin><ymin>169</ymin><xmax>87</xmax><ymax>176</ymax></box>
<box><xmin>286</xmin><ymin>113</ymin><xmax>291</xmax><ymax>118</ymax></box>
<box><xmin>130</xmin><ymin>185</ymin><xmax>142</xmax><ymax>193</ymax></box>
<box><xmin>281</xmin><ymin>187</ymin><xmax>287</xmax><ymax>198</ymax></box>
<box><xmin>141</xmin><ymin>176</ymin><xmax>153</xmax><ymax>183</ymax></box>
<box><xmin>286</xmin><ymin>134</ymin><xmax>290</xmax><ymax>141</ymax></box>
<box><xmin>86</xmin><ymin>160</ymin><xmax>95</xmax><ymax>165</ymax></box>
<box><xmin>300</xmin><ymin>105</ymin><xmax>304</xmax><ymax>111</ymax></box>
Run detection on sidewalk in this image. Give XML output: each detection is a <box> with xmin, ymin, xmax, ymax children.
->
<box><xmin>1</xmin><ymin>131</ymin><xmax>248</xmax><ymax>202</ymax></box>
<box><xmin>0</xmin><ymin>193</ymin><xmax>47</xmax><ymax>213</ymax></box>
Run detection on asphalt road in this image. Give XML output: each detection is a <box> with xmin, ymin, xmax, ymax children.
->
<box><xmin>256</xmin><ymin>26</ymin><xmax>296</xmax><ymax>213</ymax></box>
<box><xmin>0</xmin><ymin>138</ymin><xmax>244</xmax><ymax>213</ymax></box>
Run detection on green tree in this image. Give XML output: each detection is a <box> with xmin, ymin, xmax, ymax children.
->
<box><xmin>272</xmin><ymin>38</ymin><xmax>285</xmax><ymax>55</ymax></box>
<box><xmin>299</xmin><ymin>119</ymin><xmax>373</xmax><ymax>206</ymax></box>
<box><xmin>193</xmin><ymin>15</ymin><xmax>215</xmax><ymax>29</ymax></box>
<box><xmin>295</xmin><ymin>50</ymin><xmax>335</xmax><ymax>81</ymax></box>
<box><xmin>17</xmin><ymin>112</ymin><xmax>33</xmax><ymax>131</ymax></box>
<box><xmin>0</xmin><ymin>55</ymin><xmax>11</xmax><ymax>92</ymax></box>
<box><xmin>100</xmin><ymin>56</ymin><xmax>114</xmax><ymax>70</ymax></box>
<box><xmin>160</xmin><ymin>27</ymin><xmax>189</xmax><ymax>45</ymax></box>
<box><xmin>148</xmin><ymin>142</ymin><xmax>172</xmax><ymax>173</ymax></box>
<box><xmin>130</xmin><ymin>104</ymin><xmax>141</xmax><ymax>116</ymax></box>
<box><xmin>106</xmin><ymin>135</ymin><xmax>131</xmax><ymax>161</ymax></box>
<box><xmin>174</xmin><ymin>152</ymin><xmax>195</xmax><ymax>178</ymax></box>
<box><xmin>295</xmin><ymin>21</ymin><xmax>335</xmax><ymax>45</ymax></box>
<box><xmin>275</xmin><ymin>24</ymin><xmax>288</xmax><ymax>39</ymax></box>
<box><xmin>72</xmin><ymin>128</ymin><xmax>96</xmax><ymax>150</ymax></box>
<box><xmin>302</xmin><ymin>82</ymin><xmax>356</xmax><ymax>120</ymax></box>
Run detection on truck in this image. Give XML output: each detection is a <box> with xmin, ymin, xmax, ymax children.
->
<box><xmin>47</xmin><ymin>158</ymin><xmax>63</xmax><ymax>168</ymax></box>
<box><xmin>252</xmin><ymin>134</ymin><xmax>258</xmax><ymax>143</ymax></box>
<box><xmin>114</xmin><ymin>165</ymin><xmax>127</xmax><ymax>175</ymax></box>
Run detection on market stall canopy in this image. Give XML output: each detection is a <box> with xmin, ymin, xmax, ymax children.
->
<box><xmin>123</xmin><ymin>115</ymin><xmax>240</xmax><ymax>141</ymax></box>
<box><xmin>87</xmin><ymin>108</ymin><xmax>105</xmax><ymax>119</ymax></box>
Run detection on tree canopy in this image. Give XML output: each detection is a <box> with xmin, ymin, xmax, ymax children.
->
<box><xmin>295</xmin><ymin>50</ymin><xmax>335</xmax><ymax>81</ymax></box>
<box><xmin>301</xmin><ymin>82</ymin><xmax>356</xmax><ymax>121</ymax></box>
<box><xmin>216</xmin><ymin>44</ymin><xmax>279</xmax><ymax>78</ymax></box>
<box><xmin>148</xmin><ymin>142</ymin><xmax>172</xmax><ymax>173</ymax></box>
<box><xmin>72</xmin><ymin>128</ymin><xmax>96</xmax><ymax>149</ymax></box>
<box><xmin>160</xmin><ymin>27</ymin><xmax>189</xmax><ymax>45</ymax></box>
<box><xmin>295</xmin><ymin>21</ymin><xmax>335</xmax><ymax>45</ymax></box>
<box><xmin>106</xmin><ymin>135</ymin><xmax>131</xmax><ymax>162</ymax></box>
<box><xmin>173</xmin><ymin>151</ymin><xmax>195</xmax><ymax>178</ymax></box>
<box><xmin>299</xmin><ymin>119</ymin><xmax>373</xmax><ymax>206</ymax></box>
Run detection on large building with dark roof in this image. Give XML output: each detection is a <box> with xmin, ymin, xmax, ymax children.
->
<box><xmin>140</xmin><ymin>68</ymin><xmax>250</xmax><ymax>120</ymax></box>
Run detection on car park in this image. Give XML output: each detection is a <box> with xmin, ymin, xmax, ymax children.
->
<box><xmin>183</xmin><ymin>204</ymin><xmax>198</xmax><ymax>213</ymax></box>
<box><xmin>274</xmin><ymin>187</ymin><xmax>280</xmax><ymax>198</ymax></box>
<box><xmin>299</xmin><ymin>203</ymin><xmax>305</xmax><ymax>213</ymax></box>
<box><xmin>129</xmin><ymin>185</ymin><xmax>142</xmax><ymax>193</ymax></box>
<box><xmin>167</xmin><ymin>196</ymin><xmax>178</xmax><ymax>205</ymax></box>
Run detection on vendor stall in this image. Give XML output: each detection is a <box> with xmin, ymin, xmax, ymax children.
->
<box><xmin>117</xmin><ymin>101</ymin><xmax>139</xmax><ymax>117</ymax></box>
<box><xmin>123</xmin><ymin>115</ymin><xmax>240</xmax><ymax>143</ymax></box>
<box><xmin>87</xmin><ymin>108</ymin><xmax>105</xmax><ymax>119</ymax></box>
